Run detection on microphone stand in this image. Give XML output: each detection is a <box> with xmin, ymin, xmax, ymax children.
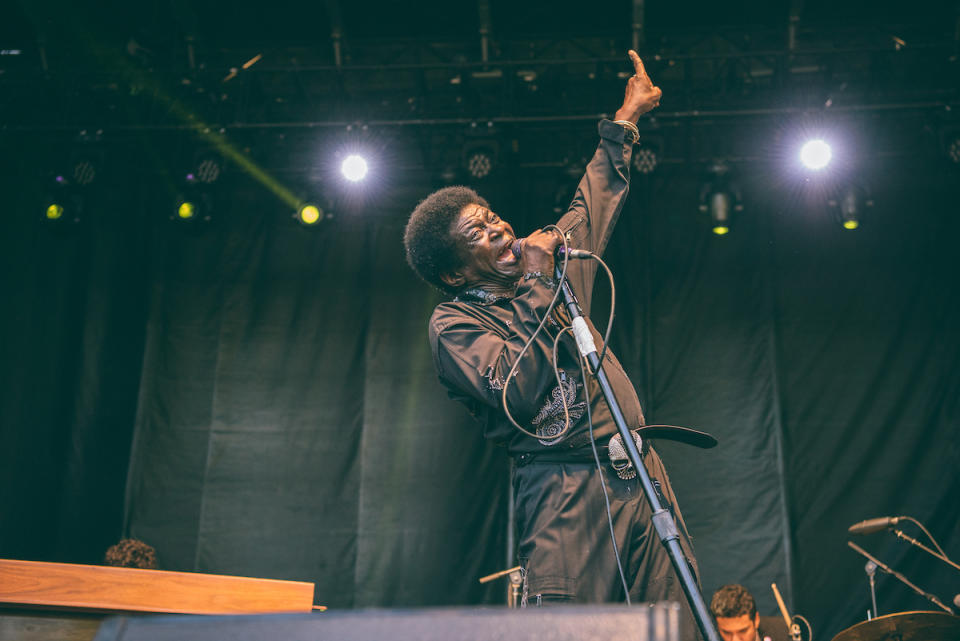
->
<box><xmin>847</xmin><ymin>541</ymin><xmax>955</xmax><ymax>614</ymax></box>
<box><xmin>891</xmin><ymin>528</ymin><xmax>960</xmax><ymax>572</ymax></box>
<box><xmin>555</xmin><ymin>264</ymin><xmax>721</xmax><ymax>641</ymax></box>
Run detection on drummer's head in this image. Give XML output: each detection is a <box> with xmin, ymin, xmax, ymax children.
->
<box><xmin>710</xmin><ymin>584</ymin><xmax>760</xmax><ymax>641</ymax></box>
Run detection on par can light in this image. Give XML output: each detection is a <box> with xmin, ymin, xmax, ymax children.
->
<box><xmin>341</xmin><ymin>155</ymin><xmax>368</xmax><ymax>182</ymax></box>
<box><xmin>800</xmin><ymin>139</ymin><xmax>832</xmax><ymax>170</ymax></box>
<box><xmin>177</xmin><ymin>201</ymin><xmax>196</xmax><ymax>219</ymax></box>
<box><xmin>296</xmin><ymin>203</ymin><xmax>325</xmax><ymax>226</ymax></box>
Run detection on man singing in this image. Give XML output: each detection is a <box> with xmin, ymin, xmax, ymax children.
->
<box><xmin>404</xmin><ymin>51</ymin><xmax>699</xmax><ymax>612</ymax></box>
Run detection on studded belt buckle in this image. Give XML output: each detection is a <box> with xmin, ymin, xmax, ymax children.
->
<box><xmin>607</xmin><ymin>430</ymin><xmax>645</xmax><ymax>480</ymax></box>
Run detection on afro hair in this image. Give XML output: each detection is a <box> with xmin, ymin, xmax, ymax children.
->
<box><xmin>104</xmin><ymin>538</ymin><xmax>159</xmax><ymax>569</ymax></box>
<box><xmin>404</xmin><ymin>185</ymin><xmax>489</xmax><ymax>293</ymax></box>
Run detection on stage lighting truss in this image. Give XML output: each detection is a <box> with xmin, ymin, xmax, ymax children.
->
<box><xmin>828</xmin><ymin>183</ymin><xmax>873</xmax><ymax>231</ymax></box>
<box><xmin>698</xmin><ymin>162</ymin><xmax>744</xmax><ymax>236</ymax></box>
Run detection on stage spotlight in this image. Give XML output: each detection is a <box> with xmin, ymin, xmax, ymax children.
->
<box><xmin>947</xmin><ymin>138</ymin><xmax>960</xmax><ymax>164</ymax></box>
<box><xmin>171</xmin><ymin>194</ymin><xmax>212</xmax><ymax>229</ymax></box>
<box><xmin>177</xmin><ymin>200</ymin><xmax>197</xmax><ymax>220</ymax></box>
<box><xmin>699</xmin><ymin>161</ymin><xmax>743</xmax><ymax>236</ymax></box>
<box><xmin>707</xmin><ymin>192</ymin><xmax>733</xmax><ymax>235</ymax></box>
<box><xmin>295</xmin><ymin>202</ymin><xmax>325</xmax><ymax>227</ymax></box>
<box><xmin>462</xmin><ymin>137</ymin><xmax>499</xmax><ymax>181</ymax></box>
<box><xmin>171</xmin><ymin>174</ymin><xmax>212</xmax><ymax>228</ymax></box>
<box><xmin>341</xmin><ymin>154</ymin><xmax>368</xmax><ymax>182</ymax></box>
<box><xmin>466</xmin><ymin>150</ymin><xmax>493</xmax><ymax>179</ymax></box>
<box><xmin>72</xmin><ymin>159</ymin><xmax>97</xmax><ymax>186</ymax></box>
<box><xmin>42</xmin><ymin>197</ymin><xmax>82</xmax><ymax>229</ymax></box>
<box><xmin>828</xmin><ymin>183</ymin><xmax>872</xmax><ymax>231</ymax></box>
<box><xmin>42</xmin><ymin>173</ymin><xmax>85</xmax><ymax>229</ymax></box>
<box><xmin>633</xmin><ymin>147</ymin><xmax>658</xmax><ymax>174</ymax></box>
<box><xmin>800</xmin><ymin>139</ymin><xmax>832</xmax><ymax>170</ymax></box>
<box><xmin>195</xmin><ymin>157</ymin><xmax>222</xmax><ymax>184</ymax></box>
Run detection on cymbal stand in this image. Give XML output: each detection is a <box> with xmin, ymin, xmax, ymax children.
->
<box><xmin>847</xmin><ymin>541</ymin><xmax>955</xmax><ymax>615</ymax></box>
<box><xmin>479</xmin><ymin>565</ymin><xmax>524</xmax><ymax>608</ymax></box>
<box><xmin>864</xmin><ymin>560</ymin><xmax>878</xmax><ymax>619</ymax></box>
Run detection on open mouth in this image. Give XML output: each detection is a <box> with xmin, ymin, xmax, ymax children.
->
<box><xmin>497</xmin><ymin>239</ymin><xmax>518</xmax><ymax>265</ymax></box>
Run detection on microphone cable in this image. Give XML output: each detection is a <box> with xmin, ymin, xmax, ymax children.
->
<box><xmin>500</xmin><ymin>225</ymin><xmax>572</xmax><ymax>440</ymax></box>
<box><xmin>498</xmin><ymin>233</ymin><xmax>631</xmax><ymax>603</ymax></box>
<box><xmin>901</xmin><ymin>516</ymin><xmax>951</xmax><ymax>562</ymax></box>
<box><xmin>500</xmin><ymin>229</ymin><xmax>618</xmax><ymax>442</ymax></box>
<box><xmin>580</xmin><ymin>344</ymin><xmax>632</xmax><ymax>604</ymax></box>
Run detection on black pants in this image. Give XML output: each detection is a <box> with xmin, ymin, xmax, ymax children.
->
<box><xmin>514</xmin><ymin>447</ymin><xmax>700</xmax><ymax>613</ymax></box>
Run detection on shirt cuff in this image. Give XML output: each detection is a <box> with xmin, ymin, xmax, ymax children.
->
<box><xmin>598</xmin><ymin>119</ymin><xmax>635</xmax><ymax>145</ymax></box>
<box><xmin>521</xmin><ymin>271</ymin><xmax>557</xmax><ymax>290</ymax></box>
<box><xmin>513</xmin><ymin>272</ymin><xmax>559</xmax><ymax>315</ymax></box>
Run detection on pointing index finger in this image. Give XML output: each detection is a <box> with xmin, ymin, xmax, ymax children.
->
<box><xmin>628</xmin><ymin>49</ymin><xmax>648</xmax><ymax>79</ymax></box>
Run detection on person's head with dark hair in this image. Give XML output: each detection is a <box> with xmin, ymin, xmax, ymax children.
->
<box><xmin>104</xmin><ymin>538</ymin><xmax>159</xmax><ymax>570</ymax></box>
<box><xmin>711</xmin><ymin>584</ymin><xmax>760</xmax><ymax>641</ymax></box>
<box><xmin>405</xmin><ymin>184</ymin><xmax>563</xmax><ymax>297</ymax></box>
<box><xmin>404</xmin><ymin>186</ymin><xmax>491</xmax><ymax>294</ymax></box>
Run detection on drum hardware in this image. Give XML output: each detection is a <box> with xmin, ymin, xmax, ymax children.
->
<box><xmin>847</xmin><ymin>541</ymin><xmax>954</xmax><ymax>615</ymax></box>
<box><xmin>772</xmin><ymin>582</ymin><xmax>810</xmax><ymax>641</ymax></box>
<box><xmin>478</xmin><ymin>565</ymin><xmax>523</xmax><ymax>608</ymax></box>
<box><xmin>863</xmin><ymin>561</ymin><xmax>878</xmax><ymax>619</ymax></box>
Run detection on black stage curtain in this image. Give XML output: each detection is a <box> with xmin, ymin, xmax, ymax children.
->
<box><xmin>1</xmin><ymin>135</ymin><xmax>957</xmax><ymax>637</ymax></box>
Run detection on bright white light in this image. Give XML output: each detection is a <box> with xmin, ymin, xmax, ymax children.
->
<box><xmin>800</xmin><ymin>139</ymin><xmax>832</xmax><ymax>170</ymax></box>
<box><xmin>341</xmin><ymin>154</ymin><xmax>368</xmax><ymax>182</ymax></box>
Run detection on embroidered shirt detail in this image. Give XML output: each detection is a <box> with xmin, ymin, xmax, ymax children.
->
<box><xmin>455</xmin><ymin>288</ymin><xmax>507</xmax><ymax>305</ymax></box>
<box><xmin>485</xmin><ymin>365</ymin><xmax>505</xmax><ymax>393</ymax></box>
<box><xmin>522</xmin><ymin>272</ymin><xmax>557</xmax><ymax>289</ymax></box>
<box><xmin>530</xmin><ymin>377</ymin><xmax>586</xmax><ymax>445</ymax></box>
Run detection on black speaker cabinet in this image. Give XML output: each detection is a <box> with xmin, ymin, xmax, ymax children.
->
<box><xmin>94</xmin><ymin>603</ymin><xmax>688</xmax><ymax>641</ymax></box>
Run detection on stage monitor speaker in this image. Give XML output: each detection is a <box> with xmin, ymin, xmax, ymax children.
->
<box><xmin>94</xmin><ymin>603</ymin><xmax>688</xmax><ymax>641</ymax></box>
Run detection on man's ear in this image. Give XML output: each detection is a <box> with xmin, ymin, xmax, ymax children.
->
<box><xmin>440</xmin><ymin>270</ymin><xmax>466</xmax><ymax>289</ymax></box>
<box><xmin>754</xmin><ymin>612</ymin><xmax>760</xmax><ymax>629</ymax></box>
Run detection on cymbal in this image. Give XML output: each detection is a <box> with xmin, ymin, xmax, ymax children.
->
<box><xmin>831</xmin><ymin>611</ymin><xmax>960</xmax><ymax>641</ymax></box>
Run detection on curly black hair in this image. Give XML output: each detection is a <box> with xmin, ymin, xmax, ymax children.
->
<box><xmin>710</xmin><ymin>584</ymin><xmax>757</xmax><ymax>619</ymax></box>
<box><xmin>404</xmin><ymin>185</ymin><xmax>489</xmax><ymax>293</ymax></box>
<box><xmin>104</xmin><ymin>538</ymin><xmax>159</xmax><ymax>569</ymax></box>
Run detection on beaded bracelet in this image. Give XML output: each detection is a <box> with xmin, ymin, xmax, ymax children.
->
<box><xmin>613</xmin><ymin>119</ymin><xmax>640</xmax><ymax>145</ymax></box>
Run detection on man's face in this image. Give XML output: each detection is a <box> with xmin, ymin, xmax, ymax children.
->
<box><xmin>715</xmin><ymin>613</ymin><xmax>760</xmax><ymax>641</ymax></box>
<box><xmin>443</xmin><ymin>203</ymin><xmax>521</xmax><ymax>289</ymax></box>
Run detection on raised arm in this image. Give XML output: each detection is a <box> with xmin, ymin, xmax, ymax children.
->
<box><xmin>556</xmin><ymin>50</ymin><xmax>662</xmax><ymax>312</ymax></box>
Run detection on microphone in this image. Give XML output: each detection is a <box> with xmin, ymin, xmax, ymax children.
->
<box><xmin>848</xmin><ymin>516</ymin><xmax>903</xmax><ymax>535</ymax></box>
<box><xmin>511</xmin><ymin>237</ymin><xmax>592</xmax><ymax>260</ymax></box>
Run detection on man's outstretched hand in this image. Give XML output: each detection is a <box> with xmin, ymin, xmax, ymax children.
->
<box><xmin>614</xmin><ymin>50</ymin><xmax>662</xmax><ymax>123</ymax></box>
